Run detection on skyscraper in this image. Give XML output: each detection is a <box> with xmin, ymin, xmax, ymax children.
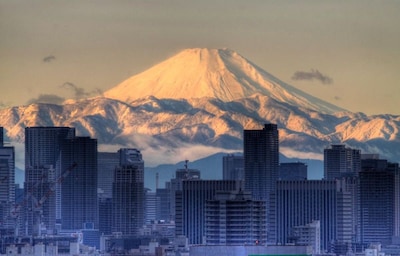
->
<box><xmin>0</xmin><ymin>127</ymin><xmax>16</xmax><ymax>235</ymax></box>
<box><xmin>97</xmin><ymin>152</ymin><xmax>119</xmax><ymax>199</ymax></box>
<box><xmin>112</xmin><ymin>148</ymin><xmax>144</xmax><ymax>236</ymax></box>
<box><xmin>60</xmin><ymin>136</ymin><xmax>98</xmax><ymax>230</ymax></box>
<box><xmin>205</xmin><ymin>190</ymin><xmax>266</xmax><ymax>245</ymax></box>
<box><xmin>222</xmin><ymin>154</ymin><xmax>244</xmax><ymax>181</ymax></box>
<box><xmin>244</xmin><ymin>123</ymin><xmax>279</xmax><ymax>200</ymax></box>
<box><xmin>324</xmin><ymin>144</ymin><xmax>361</xmax><ymax>180</ymax></box>
<box><xmin>176</xmin><ymin>179</ymin><xmax>243</xmax><ymax>244</ymax></box>
<box><xmin>167</xmin><ymin>167</ymin><xmax>200</xmax><ymax>222</ymax></box>
<box><xmin>358</xmin><ymin>157</ymin><xmax>396</xmax><ymax>245</ymax></box>
<box><xmin>24</xmin><ymin>127</ymin><xmax>75</xmax><ymax>236</ymax></box>
<box><xmin>275</xmin><ymin>180</ymin><xmax>353</xmax><ymax>251</ymax></box>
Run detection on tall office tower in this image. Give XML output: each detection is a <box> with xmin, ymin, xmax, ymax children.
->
<box><xmin>0</xmin><ymin>138</ymin><xmax>15</xmax><ymax>235</ymax></box>
<box><xmin>388</xmin><ymin>162</ymin><xmax>400</xmax><ymax>238</ymax></box>
<box><xmin>167</xmin><ymin>167</ymin><xmax>201</xmax><ymax>222</ymax></box>
<box><xmin>175</xmin><ymin>179</ymin><xmax>243</xmax><ymax>245</ymax></box>
<box><xmin>98</xmin><ymin>197</ymin><xmax>112</xmax><ymax>235</ymax></box>
<box><xmin>145</xmin><ymin>189</ymin><xmax>156</xmax><ymax>224</ymax></box>
<box><xmin>112</xmin><ymin>148</ymin><xmax>144</xmax><ymax>236</ymax></box>
<box><xmin>358</xmin><ymin>157</ymin><xmax>395</xmax><ymax>245</ymax></box>
<box><xmin>244</xmin><ymin>123</ymin><xmax>279</xmax><ymax>243</ymax></box>
<box><xmin>324</xmin><ymin>144</ymin><xmax>361</xmax><ymax>180</ymax></box>
<box><xmin>60</xmin><ymin>136</ymin><xmax>98</xmax><ymax>230</ymax></box>
<box><xmin>97</xmin><ymin>152</ymin><xmax>119</xmax><ymax>235</ymax></box>
<box><xmin>244</xmin><ymin>123</ymin><xmax>279</xmax><ymax>200</ymax></box>
<box><xmin>223</xmin><ymin>154</ymin><xmax>244</xmax><ymax>180</ymax></box>
<box><xmin>24</xmin><ymin>127</ymin><xmax>75</xmax><ymax>236</ymax></box>
<box><xmin>156</xmin><ymin>188</ymin><xmax>170</xmax><ymax>222</ymax></box>
<box><xmin>0</xmin><ymin>127</ymin><xmax>3</xmax><ymax>147</ymax></box>
<box><xmin>205</xmin><ymin>190</ymin><xmax>266</xmax><ymax>245</ymax></box>
<box><xmin>279</xmin><ymin>162</ymin><xmax>307</xmax><ymax>180</ymax></box>
<box><xmin>97</xmin><ymin>152</ymin><xmax>119</xmax><ymax>199</ymax></box>
<box><xmin>275</xmin><ymin>180</ymin><xmax>353</xmax><ymax>252</ymax></box>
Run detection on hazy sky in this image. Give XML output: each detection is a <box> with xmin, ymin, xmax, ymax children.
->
<box><xmin>1</xmin><ymin>0</ymin><xmax>399</xmax><ymax>115</ymax></box>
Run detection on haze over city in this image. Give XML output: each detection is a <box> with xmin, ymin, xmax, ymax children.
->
<box><xmin>1</xmin><ymin>0</ymin><xmax>400</xmax><ymax>115</ymax></box>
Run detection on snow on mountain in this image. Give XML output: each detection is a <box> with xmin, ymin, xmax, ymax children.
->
<box><xmin>104</xmin><ymin>48</ymin><xmax>345</xmax><ymax>114</ymax></box>
<box><xmin>1</xmin><ymin>96</ymin><xmax>399</xmax><ymax>165</ymax></box>
<box><xmin>1</xmin><ymin>48</ymin><xmax>399</xmax><ymax>167</ymax></box>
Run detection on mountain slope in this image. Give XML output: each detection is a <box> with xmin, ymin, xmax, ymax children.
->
<box><xmin>1</xmin><ymin>48</ymin><xmax>399</xmax><ymax>168</ymax></box>
<box><xmin>104</xmin><ymin>48</ymin><xmax>345</xmax><ymax>114</ymax></box>
<box><xmin>1</xmin><ymin>97</ymin><xmax>399</xmax><ymax>165</ymax></box>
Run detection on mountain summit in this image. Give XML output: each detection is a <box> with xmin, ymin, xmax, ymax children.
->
<box><xmin>104</xmin><ymin>48</ymin><xmax>345</xmax><ymax>114</ymax></box>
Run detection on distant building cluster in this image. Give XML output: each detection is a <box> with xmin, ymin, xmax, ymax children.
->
<box><xmin>0</xmin><ymin>125</ymin><xmax>399</xmax><ymax>255</ymax></box>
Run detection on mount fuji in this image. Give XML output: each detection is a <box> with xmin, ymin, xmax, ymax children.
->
<box><xmin>1</xmin><ymin>48</ymin><xmax>400</xmax><ymax>170</ymax></box>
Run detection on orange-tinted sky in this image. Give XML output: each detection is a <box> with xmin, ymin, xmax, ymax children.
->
<box><xmin>1</xmin><ymin>0</ymin><xmax>399</xmax><ymax>114</ymax></box>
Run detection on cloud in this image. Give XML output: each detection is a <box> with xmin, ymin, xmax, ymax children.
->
<box><xmin>61</xmin><ymin>82</ymin><xmax>90</xmax><ymax>99</ymax></box>
<box><xmin>26</xmin><ymin>94</ymin><xmax>65</xmax><ymax>105</ymax></box>
<box><xmin>291</xmin><ymin>69</ymin><xmax>333</xmax><ymax>85</ymax></box>
<box><xmin>43</xmin><ymin>55</ymin><xmax>56</xmax><ymax>63</ymax></box>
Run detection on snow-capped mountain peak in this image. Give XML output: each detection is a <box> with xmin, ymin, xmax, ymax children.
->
<box><xmin>104</xmin><ymin>48</ymin><xmax>345</xmax><ymax>114</ymax></box>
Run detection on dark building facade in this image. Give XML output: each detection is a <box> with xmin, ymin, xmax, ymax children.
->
<box><xmin>24</xmin><ymin>127</ymin><xmax>75</xmax><ymax>236</ymax></box>
<box><xmin>60</xmin><ymin>136</ymin><xmax>98</xmax><ymax>230</ymax></box>
<box><xmin>358</xmin><ymin>157</ymin><xmax>396</xmax><ymax>245</ymax></box>
<box><xmin>275</xmin><ymin>180</ymin><xmax>354</xmax><ymax>251</ymax></box>
<box><xmin>243</xmin><ymin>123</ymin><xmax>279</xmax><ymax>201</ymax></box>
<box><xmin>112</xmin><ymin>149</ymin><xmax>144</xmax><ymax>236</ymax></box>
<box><xmin>324</xmin><ymin>144</ymin><xmax>361</xmax><ymax>180</ymax></box>
<box><xmin>175</xmin><ymin>179</ymin><xmax>243</xmax><ymax>244</ymax></box>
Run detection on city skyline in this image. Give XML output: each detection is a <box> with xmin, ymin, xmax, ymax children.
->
<box><xmin>1</xmin><ymin>1</ymin><xmax>400</xmax><ymax>115</ymax></box>
<box><xmin>1</xmin><ymin>123</ymin><xmax>400</xmax><ymax>253</ymax></box>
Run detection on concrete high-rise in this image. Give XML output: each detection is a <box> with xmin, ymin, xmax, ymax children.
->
<box><xmin>166</xmin><ymin>167</ymin><xmax>200</xmax><ymax>222</ymax></box>
<box><xmin>24</xmin><ymin>127</ymin><xmax>75</xmax><ymax>236</ymax></box>
<box><xmin>112</xmin><ymin>148</ymin><xmax>144</xmax><ymax>236</ymax></box>
<box><xmin>205</xmin><ymin>190</ymin><xmax>266</xmax><ymax>245</ymax></box>
<box><xmin>60</xmin><ymin>136</ymin><xmax>98</xmax><ymax>230</ymax></box>
<box><xmin>97</xmin><ymin>152</ymin><xmax>119</xmax><ymax>199</ymax></box>
<box><xmin>358</xmin><ymin>157</ymin><xmax>396</xmax><ymax>245</ymax></box>
<box><xmin>275</xmin><ymin>180</ymin><xmax>353</xmax><ymax>251</ymax></box>
<box><xmin>324</xmin><ymin>144</ymin><xmax>361</xmax><ymax>180</ymax></box>
<box><xmin>243</xmin><ymin>124</ymin><xmax>279</xmax><ymax>200</ymax></box>
<box><xmin>0</xmin><ymin>127</ymin><xmax>16</xmax><ymax>235</ymax></box>
<box><xmin>175</xmin><ymin>179</ymin><xmax>243</xmax><ymax>245</ymax></box>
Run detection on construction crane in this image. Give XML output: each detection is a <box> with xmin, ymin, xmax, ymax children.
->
<box><xmin>7</xmin><ymin>162</ymin><xmax>78</xmax><ymax>236</ymax></box>
<box><xmin>34</xmin><ymin>162</ymin><xmax>77</xmax><ymax>209</ymax></box>
<box><xmin>31</xmin><ymin>162</ymin><xmax>78</xmax><ymax>235</ymax></box>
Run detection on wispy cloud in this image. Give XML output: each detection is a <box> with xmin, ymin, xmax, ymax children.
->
<box><xmin>291</xmin><ymin>69</ymin><xmax>333</xmax><ymax>85</ymax></box>
<box><xmin>43</xmin><ymin>55</ymin><xmax>56</xmax><ymax>63</ymax></box>
<box><xmin>26</xmin><ymin>94</ymin><xmax>65</xmax><ymax>105</ymax></box>
<box><xmin>61</xmin><ymin>82</ymin><xmax>90</xmax><ymax>99</ymax></box>
<box><xmin>61</xmin><ymin>82</ymin><xmax>103</xmax><ymax>99</ymax></box>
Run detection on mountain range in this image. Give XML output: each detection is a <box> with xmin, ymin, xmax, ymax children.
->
<box><xmin>1</xmin><ymin>48</ymin><xmax>399</xmax><ymax>173</ymax></box>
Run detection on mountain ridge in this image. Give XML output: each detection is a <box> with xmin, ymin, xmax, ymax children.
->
<box><xmin>1</xmin><ymin>96</ymin><xmax>399</xmax><ymax>166</ymax></box>
<box><xmin>1</xmin><ymin>48</ymin><xmax>399</xmax><ymax>168</ymax></box>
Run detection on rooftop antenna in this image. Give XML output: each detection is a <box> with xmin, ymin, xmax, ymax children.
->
<box><xmin>156</xmin><ymin>172</ymin><xmax>159</xmax><ymax>190</ymax></box>
<box><xmin>184</xmin><ymin>160</ymin><xmax>189</xmax><ymax>179</ymax></box>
